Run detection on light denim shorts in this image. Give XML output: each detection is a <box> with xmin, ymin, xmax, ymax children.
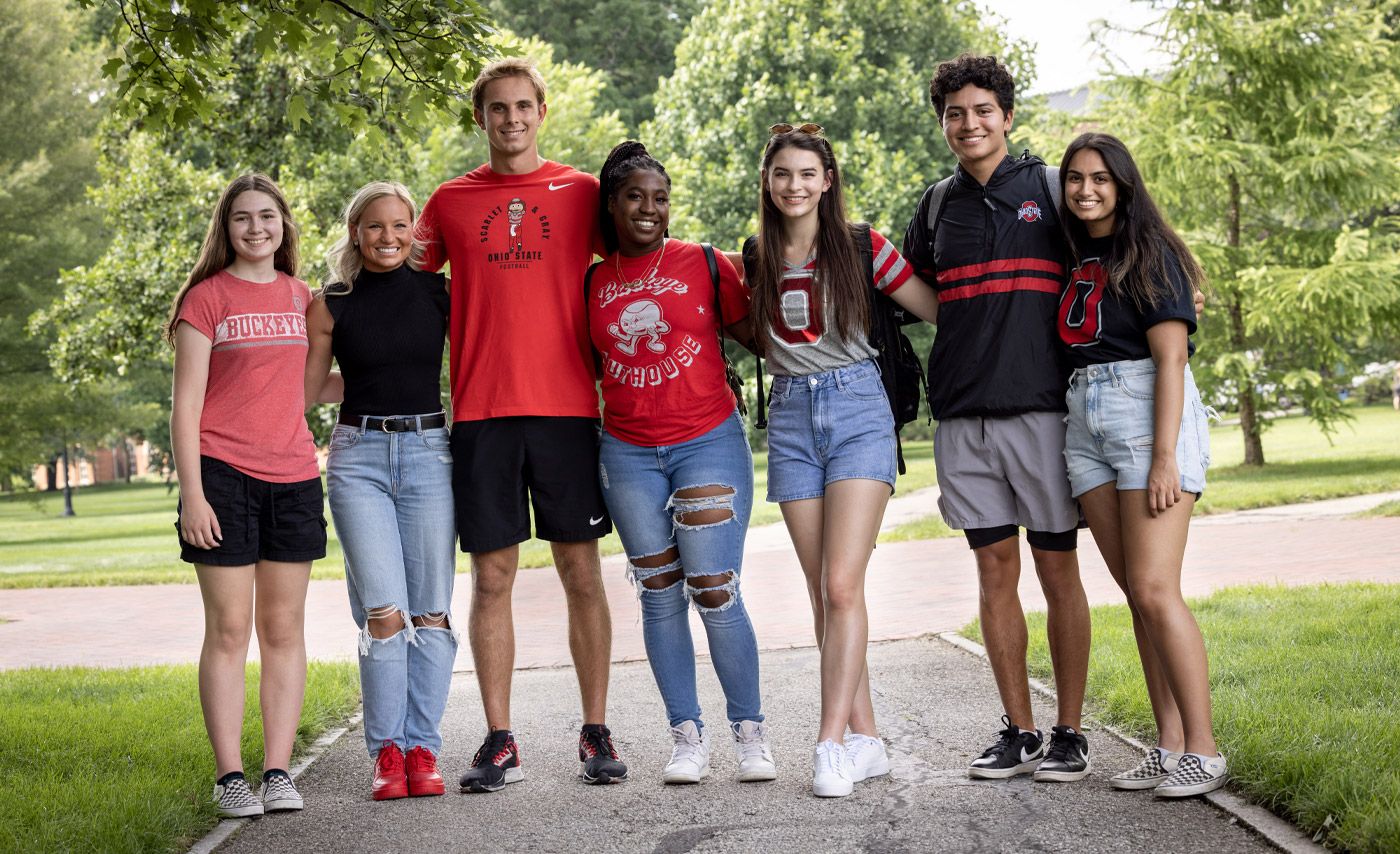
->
<box><xmin>765</xmin><ymin>359</ymin><xmax>897</xmax><ymax>502</ymax></box>
<box><xmin>1063</xmin><ymin>358</ymin><xmax>1211</xmax><ymax>498</ymax></box>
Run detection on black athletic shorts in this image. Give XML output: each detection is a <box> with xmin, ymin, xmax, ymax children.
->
<box><xmin>177</xmin><ymin>455</ymin><xmax>327</xmax><ymax>566</ymax></box>
<box><xmin>450</xmin><ymin>416</ymin><xmax>611</xmax><ymax>553</ymax></box>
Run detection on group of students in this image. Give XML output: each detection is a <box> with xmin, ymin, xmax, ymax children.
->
<box><xmin>170</xmin><ymin>52</ymin><xmax>1225</xmax><ymax>817</ymax></box>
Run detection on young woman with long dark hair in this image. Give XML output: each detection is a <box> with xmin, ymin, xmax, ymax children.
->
<box><xmin>1056</xmin><ymin>131</ymin><xmax>1226</xmax><ymax>797</ymax></box>
<box><xmin>749</xmin><ymin>126</ymin><xmax>939</xmax><ymax>797</ymax></box>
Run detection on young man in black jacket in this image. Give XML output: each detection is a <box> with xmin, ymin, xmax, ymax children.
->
<box><xmin>903</xmin><ymin>54</ymin><xmax>1092</xmax><ymax>783</ymax></box>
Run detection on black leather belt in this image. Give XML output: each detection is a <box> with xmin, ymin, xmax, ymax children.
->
<box><xmin>337</xmin><ymin>412</ymin><xmax>448</xmax><ymax>433</ymax></box>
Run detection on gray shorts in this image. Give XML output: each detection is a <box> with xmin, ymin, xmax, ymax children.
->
<box><xmin>934</xmin><ymin>411</ymin><xmax>1080</xmax><ymax>533</ymax></box>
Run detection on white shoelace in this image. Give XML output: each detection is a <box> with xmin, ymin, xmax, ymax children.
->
<box><xmin>734</xmin><ymin>722</ymin><xmax>771</xmax><ymax>762</ymax></box>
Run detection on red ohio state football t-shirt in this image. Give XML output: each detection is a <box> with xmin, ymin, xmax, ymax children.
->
<box><xmin>588</xmin><ymin>240</ymin><xmax>749</xmax><ymax>446</ymax></box>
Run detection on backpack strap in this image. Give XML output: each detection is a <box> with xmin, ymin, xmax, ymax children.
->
<box><xmin>924</xmin><ymin>174</ymin><xmax>955</xmax><ymax>247</ymax></box>
<box><xmin>584</xmin><ymin>261</ymin><xmax>603</xmax><ymax>377</ymax></box>
<box><xmin>1041</xmin><ymin>164</ymin><xmax>1061</xmax><ymax>216</ymax></box>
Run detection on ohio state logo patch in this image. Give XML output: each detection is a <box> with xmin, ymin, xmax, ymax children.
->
<box><xmin>1017</xmin><ymin>201</ymin><xmax>1042</xmax><ymax>223</ymax></box>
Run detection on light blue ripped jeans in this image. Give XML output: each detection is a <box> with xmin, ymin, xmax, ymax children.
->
<box><xmin>599</xmin><ymin>410</ymin><xmax>764</xmax><ymax>729</ymax></box>
<box><xmin>327</xmin><ymin>418</ymin><xmax>458</xmax><ymax>756</ymax></box>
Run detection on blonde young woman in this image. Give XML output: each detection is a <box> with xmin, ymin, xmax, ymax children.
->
<box><xmin>304</xmin><ymin>181</ymin><xmax>456</xmax><ymax>802</ymax></box>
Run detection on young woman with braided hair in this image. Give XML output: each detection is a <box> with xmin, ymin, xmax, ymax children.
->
<box><xmin>587</xmin><ymin>141</ymin><xmax>776</xmax><ymax>785</ymax></box>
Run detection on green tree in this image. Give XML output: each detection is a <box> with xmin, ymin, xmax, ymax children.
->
<box><xmin>486</xmin><ymin>0</ymin><xmax>700</xmax><ymax>129</ymax></box>
<box><xmin>645</xmin><ymin>0</ymin><xmax>1033</xmax><ymax>249</ymax></box>
<box><xmin>81</xmin><ymin>0</ymin><xmax>494</xmax><ymax>134</ymax></box>
<box><xmin>1097</xmin><ymin>0</ymin><xmax>1400</xmax><ymax>465</ymax></box>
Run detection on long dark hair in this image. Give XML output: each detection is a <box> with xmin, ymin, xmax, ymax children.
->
<box><xmin>752</xmin><ymin>130</ymin><xmax>868</xmax><ymax>347</ymax></box>
<box><xmin>1058</xmin><ymin>132</ymin><xmax>1206</xmax><ymax>311</ymax></box>
<box><xmin>164</xmin><ymin>173</ymin><xmax>300</xmax><ymax>345</ymax></box>
<box><xmin>597</xmin><ymin>140</ymin><xmax>669</xmax><ymax>255</ymax></box>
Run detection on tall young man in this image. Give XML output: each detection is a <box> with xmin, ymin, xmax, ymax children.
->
<box><xmin>415</xmin><ymin>58</ymin><xmax>628</xmax><ymax>792</ymax></box>
<box><xmin>902</xmin><ymin>54</ymin><xmax>1093</xmax><ymax>783</ymax></box>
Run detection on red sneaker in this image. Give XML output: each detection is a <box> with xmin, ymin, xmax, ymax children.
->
<box><xmin>372</xmin><ymin>742</ymin><xmax>409</xmax><ymax>801</ymax></box>
<box><xmin>406</xmin><ymin>746</ymin><xmax>445</xmax><ymax>797</ymax></box>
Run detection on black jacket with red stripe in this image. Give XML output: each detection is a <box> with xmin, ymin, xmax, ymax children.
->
<box><xmin>903</xmin><ymin>153</ymin><xmax>1069</xmax><ymax>420</ymax></box>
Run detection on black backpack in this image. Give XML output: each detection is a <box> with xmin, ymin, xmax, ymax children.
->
<box><xmin>741</xmin><ymin>224</ymin><xmax>929</xmax><ymax>474</ymax></box>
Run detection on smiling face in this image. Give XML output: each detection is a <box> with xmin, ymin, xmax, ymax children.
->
<box><xmin>609</xmin><ymin>170</ymin><xmax>670</xmax><ymax>256</ymax></box>
<box><xmin>474</xmin><ymin>74</ymin><xmax>546</xmax><ymax>162</ymax></box>
<box><xmin>226</xmin><ymin>190</ymin><xmax>284</xmax><ymax>266</ymax></box>
<box><xmin>765</xmin><ymin>147</ymin><xmax>832</xmax><ymax>224</ymax></box>
<box><xmin>939</xmin><ymin>84</ymin><xmax>1012</xmax><ymax>175</ymax></box>
<box><xmin>1064</xmin><ymin>147</ymin><xmax>1118</xmax><ymax>238</ymax></box>
<box><xmin>353</xmin><ymin>194</ymin><xmax>414</xmax><ymax>273</ymax></box>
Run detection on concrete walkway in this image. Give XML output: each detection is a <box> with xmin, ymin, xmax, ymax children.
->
<box><xmin>208</xmin><ymin>637</ymin><xmax>1282</xmax><ymax>854</ymax></box>
<box><xmin>1</xmin><ymin>490</ymin><xmax>1397</xmax><ymax>671</ymax></box>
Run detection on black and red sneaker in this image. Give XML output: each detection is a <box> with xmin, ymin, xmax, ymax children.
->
<box><xmin>578</xmin><ymin>724</ymin><xmax>628</xmax><ymax>785</ymax></box>
<box><xmin>459</xmin><ymin>729</ymin><xmax>524</xmax><ymax>793</ymax></box>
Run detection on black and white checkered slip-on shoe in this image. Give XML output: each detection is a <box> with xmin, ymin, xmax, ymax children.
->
<box><xmin>260</xmin><ymin>769</ymin><xmax>304</xmax><ymax>812</ymax></box>
<box><xmin>1111</xmin><ymin>746</ymin><xmax>1181</xmax><ymax>790</ymax></box>
<box><xmin>1154</xmin><ymin>751</ymin><xmax>1228</xmax><ymax>798</ymax></box>
<box><xmin>213</xmin><ymin>772</ymin><xmax>264</xmax><ymax>818</ymax></box>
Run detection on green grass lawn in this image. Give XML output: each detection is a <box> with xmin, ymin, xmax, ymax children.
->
<box><xmin>0</xmin><ymin>661</ymin><xmax>359</xmax><ymax>853</ymax></box>
<box><xmin>4</xmin><ymin>407</ymin><xmax>1397</xmax><ymax>588</ymax></box>
<box><xmin>1362</xmin><ymin>499</ymin><xmax>1400</xmax><ymax>517</ymax></box>
<box><xmin>963</xmin><ymin>583</ymin><xmax>1400</xmax><ymax>853</ymax></box>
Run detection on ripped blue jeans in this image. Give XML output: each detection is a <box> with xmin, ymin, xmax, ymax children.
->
<box><xmin>599</xmin><ymin>410</ymin><xmax>763</xmax><ymax>729</ymax></box>
<box><xmin>327</xmin><ymin>419</ymin><xmax>458</xmax><ymax>757</ymax></box>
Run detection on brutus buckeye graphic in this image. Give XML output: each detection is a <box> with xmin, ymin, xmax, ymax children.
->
<box><xmin>609</xmin><ymin>299</ymin><xmax>670</xmax><ymax>356</ymax></box>
<box><xmin>506</xmin><ymin>197</ymin><xmax>526</xmax><ymax>254</ymax></box>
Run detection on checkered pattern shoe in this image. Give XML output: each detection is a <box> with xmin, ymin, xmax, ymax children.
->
<box><xmin>213</xmin><ymin>772</ymin><xmax>263</xmax><ymax>818</ymax></box>
<box><xmin>260</xmin><ymin>769</ymin><xmax>304</xmax><ymax>812</ymax></box>
<box><xmin>1154</xmin><ymin>752</ymin><xmax>1227</xmax><ymax>798</ymax></box>
<box><xmin>1110</xmin><ymin>747</ymin><xmax>1181</xmax><ymax>790</ymax></box>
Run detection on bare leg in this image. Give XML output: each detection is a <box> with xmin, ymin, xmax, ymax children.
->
<box><xmin>552</xmin><ymin>539</ymin><xmax>611</xmax><ymax>724</ymax></box>
<box><xmin>1029</xmin><ymin>546</ymin><xmax>1089</xmax><ymax>730</ymax></box>
<box><xmin>1079</xmin><ymin>484</ymin><xmax>1183</xmax><ymax>750</ymax></box>
<box><xmin>469</xmin><ymin>545</ymin><xmax>518</xmax><ymax>730</ymax></box>
<box><xmin>196</xmin><ymin>564</ymin><xmax>255</xmax><ymax>777</ymax></box>
<box><xmin>815</xmin><ymin>479</ymin><xmax>890</xmax><ymax>744</ymax></box>
<box><xmin>253</xmin><ymin>559</ymin><xmax>312</xmax><ymax>771</ymax></box>
<box><xmin>973</xmin><ymin>537</ymin><xmax>1035</xmax><ymax>730</ymax></box>
<box><xmin>781</xmin><ymin>498</ymin><xmax>877</xmax><ymax>737</ymax></box>
<box><xmin>1118</xmin><ymin>490</ymin><xmax>1215</xmax><ymax>755</ymax></box>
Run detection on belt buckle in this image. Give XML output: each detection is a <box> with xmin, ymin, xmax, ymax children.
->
<box><xmin>380</xmin><ymin>417</ymin><xmax>395</xmax><ymax>433</ymax></box>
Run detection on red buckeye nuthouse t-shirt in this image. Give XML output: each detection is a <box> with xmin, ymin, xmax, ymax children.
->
<box><xmin>588</xmin><ymin>240</ymin><xmax>749</xmax><ymax>447</ymax></box>
<box><xmin>416</xmin><ymin>161</ymin><xmax>606</xmax><ymax>422</ymax></box>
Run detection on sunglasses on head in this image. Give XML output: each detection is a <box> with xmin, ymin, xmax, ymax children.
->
<box><xmin>769</xmin><ymin>122</ymin><xmax>824</xmax><ymax>136</ymax></box>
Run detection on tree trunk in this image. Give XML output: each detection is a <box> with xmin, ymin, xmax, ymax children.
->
<box><xmin>61</xmin><ymin>445</ymin><xmax>75</xmax><ymax>516</ymax></box>
<box><xmin>45</xmin><ymin>457</ymin><xmax>58</xmax><ymax>492</ymax></box>
<box><xmin>1226</xmin><ymin>170</ymin><xmax>1265</xmax><ymax>466</ymax></box>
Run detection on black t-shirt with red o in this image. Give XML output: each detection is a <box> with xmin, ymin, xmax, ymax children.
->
<box><xmin>1057</xmin><ymin>235</ymin><xmax>1197</xmax><ymax>369</ymax></box>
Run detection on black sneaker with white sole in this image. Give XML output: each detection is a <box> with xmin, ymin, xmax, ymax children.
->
<box><xmin>459</xmin><ymin>729</ymin><xmax>525</xmax><ymax>793</ymax></box>
<box><xmin>968</xmin><ymin>715</ymin><xmax>1044</xmax><ymax>779</ymax></box>
<box><xmin>1032</xmin><ymin>725</ymin><xmax>1091</xmax><ymax>782</ymax></box>
<box><xmin>578</xmin><ymin>724</ymin><xmax>628</xmax><ymax>784</ymax></box>
<box><xmin>213</xmin><ymin>772</ymin><xmax>263</xmax><ymax>818</ymax></box>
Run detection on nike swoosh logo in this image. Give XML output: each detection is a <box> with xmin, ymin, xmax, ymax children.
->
<box><xmin>1020</xmin><ymin>747</ymin><xmax>1039</xmax><ymax>763</ymax></box>
<box><xmin>589</xmin><ymin>515</ymin><xmax>605</xmax><ymax>526</ymax></box>
<box><xmin>548</xmin><ymin>182</ymin><xmax>574</xmax><ymax>191</ymax></box>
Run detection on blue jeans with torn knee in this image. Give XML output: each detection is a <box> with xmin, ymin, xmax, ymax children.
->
<box><xmin>327</xmin><ymin>418</ymin><xmax>458</xmax><ymax>756</ymax></box>
<box><xmin>598</xmin><ymin>409</ymin><xmax>763</xmax><ymax>729</ymax></box>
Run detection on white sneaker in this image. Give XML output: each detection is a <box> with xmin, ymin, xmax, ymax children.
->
<box><xmin>662</xmin><ymin>720</ymin><xmax>710</xmax><ymax>784</ymax></box>
<box><xmin>812</xmin><ymin>739</ymin><xmax>854</xmax><ymax>797</ymax></box>
<box><xmin>845</xmin><ymin>733</ymin><xmax>890</xmax><ymax>782</ymax></box>
<box><xmin>732</xmin><ymin>720</ymin><xmax>777</xmax><ymax>782</ymax></box>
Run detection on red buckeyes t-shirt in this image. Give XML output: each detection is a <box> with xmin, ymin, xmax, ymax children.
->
<box><xmin>416</xmin><ymin>161</ymin><xmax>605</xmax><ymax>422</ymax></box>
<box><xmin>176</xmin><ymin>270</ymin><xmax>320</xmax><ymax>483</ymax></box>
<box><xmin>588</xmin><ymin>240</ymin><xmax>749</xmax><ymax>447</ymax></box>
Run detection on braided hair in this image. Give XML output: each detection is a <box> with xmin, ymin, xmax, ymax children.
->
<box><xmin>597</xmin><ymin>140</ymin><xmax>670</xmax><ymax>254</ymax></box>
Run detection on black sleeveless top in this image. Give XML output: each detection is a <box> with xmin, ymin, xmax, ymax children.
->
<box><xmin>326</xmin><ymin>265</ymin><xmax>449</xmax><ymax>417</ymax></box>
